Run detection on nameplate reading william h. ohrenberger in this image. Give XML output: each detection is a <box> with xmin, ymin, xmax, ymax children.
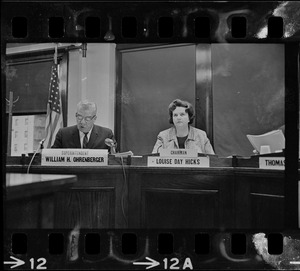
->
<box><xmin>41</xmin><ymin>149</ymin><xmax>108</xmax><ymax>166</ymax></box>
<box><xmin>147</xmin><ymin>156</ymin><xmax>210</xmax><ymax>168</ymax></box>
<box><xmin>259</xmin><ymin>157</ymin><xmax>285</xmax><ymax>170</ymax></box>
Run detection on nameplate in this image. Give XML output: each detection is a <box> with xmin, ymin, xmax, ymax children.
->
<box><xmin>160</xmin><ymin>149</ymin><xmax>198</xmax><ymax>157</ymax></box>
<box><xmin>147</xmin><ymin>156</ymin><xmax>209</xmax><ymax>168</ymax></box>
<box><xmin>259</xmin><ymin>157</ymin><xmax>285</xmax><ymax>170</ymax></box>
<box><xmin>41</xmin><ymin>149</ymin><xmax>108</xmax><ymax>166</ymax></box>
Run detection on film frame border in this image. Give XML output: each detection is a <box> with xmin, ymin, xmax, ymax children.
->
<box><xmin>5</xmin><ymin>229</ymin><xmax>299</xmax><ymax>270</ymax></box>
<box><xmin>2</xmin><ymin>1</ymin><xmax>300</xmax><ymax>42</ymax></box>
<box><xmin>2</xmin><ymin>1</ymin><xmax>300</xmax><ymax>270</ymax></box>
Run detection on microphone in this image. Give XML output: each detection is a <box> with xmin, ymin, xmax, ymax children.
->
<box><xmin>27</xmin><ymin>138</ymin><xmax>45</xmax><ymax>174</ymax></box>
<box><xmin>105</xmin><ymin>138</ymin><xmax>117</xmax><ymax>154</ymax></box>
<box><xmin>40</xmin><ymin>138</ymin><xmax>46</xmax><ymax>149</ymax></box>
<box><xmin>156</xmin><ymin>145</ymin><xmax>163</xmax><ymax>154</ymax></box>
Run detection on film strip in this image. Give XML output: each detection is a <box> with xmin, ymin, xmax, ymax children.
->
<box><xmin>4</xmin><ymin>230</ymin><xmax>300</xmax><ymax>270</ymax></box>
<box><xmin>2</xmin><ymin>1</ymin><xmax>300</xmax><ymax>270</ymax></box>
<box><xmin>5</xmin><ymin>10</ymin><xmax>287</xmax><ymax>40</ymax></box>
<box><xmin>3</xmin><ymin>3</ymin><xmax>298</xmax><ymax>41</ymax></box>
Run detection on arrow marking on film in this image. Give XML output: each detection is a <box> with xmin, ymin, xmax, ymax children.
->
<box><xmin>133</xmin><ymin>257</ymin><xmax>160</xmax><ymax>269</ymax></box>
<box><xmin>4</xmin><ymin>256</ymin><xmax>25</xmax><ymax>269</ymax></box>
<box><xmin>290</xmin><ymin>261</ymin><xmax>300</xmax><ymax>264</ymax></box>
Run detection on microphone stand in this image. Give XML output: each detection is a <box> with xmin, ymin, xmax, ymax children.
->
<box><xmin>27</xmin><ymin>139</ymin><xmax>44</xmax><ymax>174</ymax></box>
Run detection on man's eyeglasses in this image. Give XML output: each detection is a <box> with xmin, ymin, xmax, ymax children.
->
<box><xmin>76</xmin><ymin>113</ymin><xmax>96</xmax><ymax>122</ymax></box>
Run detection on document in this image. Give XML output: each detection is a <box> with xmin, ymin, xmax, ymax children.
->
<box><xmin>246</xmin><ymin>129</ymin><xmax>285</xmax><ymax>154</ymax></box>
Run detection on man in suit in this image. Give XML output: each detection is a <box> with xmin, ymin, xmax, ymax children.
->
<box><xmin>51</xmin><ymin>100</ymin><xmax>116</xmax><ymax>151</ymax></box>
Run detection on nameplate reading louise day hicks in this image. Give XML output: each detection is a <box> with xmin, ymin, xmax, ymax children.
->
<box><xmin>147</xmin><ymin>156</ymin><xmax>210</xmax><ymax>168</ymax></box>
<box><xmin>41</xmin><ymin>149</ymin><xmax>108</xmax><ymax>166</ymax></box>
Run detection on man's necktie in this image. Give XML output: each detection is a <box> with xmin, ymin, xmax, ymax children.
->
<box><xmin>83</xmin><ymin>133</ymin><xmax>88</xmax><ymax>148</ymax></box>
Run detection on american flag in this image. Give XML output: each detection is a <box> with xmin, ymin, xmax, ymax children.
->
<box><xmin>44</xmin><ymin>63</ymin><xmax>63</xmax><ymax>148</ymax></box>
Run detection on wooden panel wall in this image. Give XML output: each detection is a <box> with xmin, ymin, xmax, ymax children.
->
<box><xmin>5</xmin><ymin>166</ymin><xmax>287</xmax><ymax>230</ymax></box>
<box><xmin>129</xmin><ymin>169</ymin><xmax>236</xmax><ymax>229</ymax></box>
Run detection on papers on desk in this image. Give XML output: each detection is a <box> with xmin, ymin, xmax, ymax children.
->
<box><xmin>246</xmin><ymin>129</ymin><xmax>285</xmax><ymax>154</ymax></box>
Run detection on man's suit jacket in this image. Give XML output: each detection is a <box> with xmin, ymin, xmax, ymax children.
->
<box><xmin>51</xmin><ymin>125</ymin><xmax>115</xmax><ymax>150</ymax></box>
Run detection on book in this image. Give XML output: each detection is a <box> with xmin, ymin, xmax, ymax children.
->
<box><xmin>246</xmin><ymin>129</ymin><xmax>285</xmax><ymax>154</ymax></box>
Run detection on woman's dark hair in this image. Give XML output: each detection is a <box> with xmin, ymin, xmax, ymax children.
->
<box><xmin>168</xmin><ymin>99</ymin><xmax>195</xmax><ymax>124</ymax></box>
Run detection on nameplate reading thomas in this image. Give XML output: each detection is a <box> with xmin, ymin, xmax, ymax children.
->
<box><xmin>259</xmin><ymin>157</ymin><xmax>285</xmax><ymax>170</ymax></box>
<box><xmin>41</xmin><ymin>149</ymin><xmax>108</xmax><ymax>166</ymax></box>
<box><xmin>147</xmin><ymin>156</ymin><xmax>210</xmax><ymax>168</ymax></box>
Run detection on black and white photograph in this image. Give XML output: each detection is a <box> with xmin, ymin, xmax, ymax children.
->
<box><xmin>2</xmin><ymin>1</ymin><xmax>300</xmax><ymax>270</ymax></box>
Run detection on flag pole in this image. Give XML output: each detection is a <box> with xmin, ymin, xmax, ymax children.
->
<box><xmin>81</xmin><ymin>43</ymin><xmax>87</xmax><ymax>100</ymax></box>
<box><xmin>54</xmin><ymin>43</ymin><xmax>58</xmax><ymax>65</ymax></box>
<box><xmin>44</xmin><ymin>45</ymin><xmax>63</xmax><ymax>148</ymax></box>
